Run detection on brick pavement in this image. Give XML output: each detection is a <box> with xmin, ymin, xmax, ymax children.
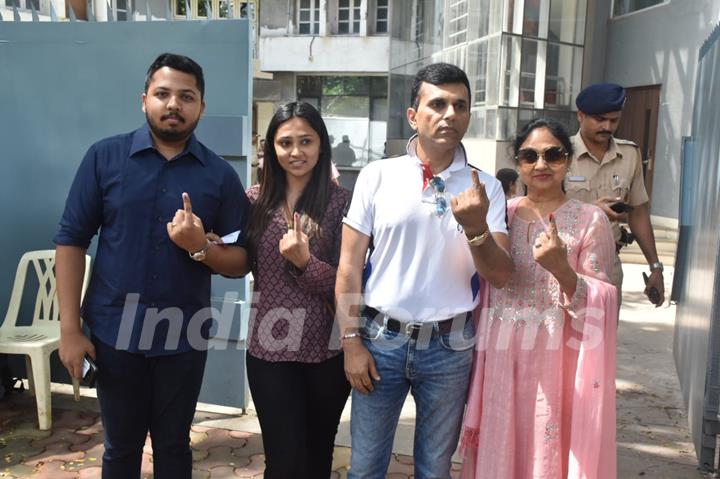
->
<box><xmin>0</xmin><ymin>393</ymin><xmax>461</xmax><ymax>478</ymax></box>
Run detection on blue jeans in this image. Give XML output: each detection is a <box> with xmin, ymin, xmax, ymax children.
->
<box><xmin>93</xmin><ymin>337</ymin><xmax>207</xmax><ymax>479</ymax></box>
<box><xmin>349</xmin><ymin>316</ymin><xmax>475</xmax><ymax>479</ymax></box>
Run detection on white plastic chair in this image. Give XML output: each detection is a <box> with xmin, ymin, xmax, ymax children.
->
<box><xmin>0</xmin><ymin>250</ymin><xmax>91</xmax><ymax>430</ymax></box>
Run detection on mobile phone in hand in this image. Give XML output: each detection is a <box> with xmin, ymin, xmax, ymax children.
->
<box><xmin>82</xmin><ymin>355</ymin><xmax>98</xmax><ymax>388</ymax></box>
<box><xmin>642</xmin><ymin>272</ymin><xmax>662</xmax><ymax>306</ymax></box>
<box><xmin>610</xmin><ymin>202</ymin><xmax>634</xmax><ymax>214</ymax></box>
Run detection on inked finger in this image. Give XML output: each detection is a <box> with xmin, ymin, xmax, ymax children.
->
<box><xmin>293</xmin><ymin>212</ymin><xmax>301</xmax><ymax>234</ymax></box>
<box><xmin>182</xmin><ymin>192</ymin><xmax>193</xmax><ymax>217</ymax></box>
<box><xmin>547</xmin><ymin>213</ymin><xmax>558</xmax><ymax>237</ymax></box>
<box><xmin>471</xmin><ymin>169</ymin><xmax>481</xmax><ymax>188</ymax></box>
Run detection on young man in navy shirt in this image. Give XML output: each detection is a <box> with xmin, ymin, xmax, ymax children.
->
<box><xmin>55</xmin><ymin>53</ymin><xmax>249</xmax><ymax>479</ymax></box>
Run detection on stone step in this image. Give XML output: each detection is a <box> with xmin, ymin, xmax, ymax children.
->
<box><xmin>619</xmin><ymin>250</ymin><xmax>676</xmax><ymax>267</ymax></box>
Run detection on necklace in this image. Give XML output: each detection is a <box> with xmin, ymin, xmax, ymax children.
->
<box><xmin>282</xmin><ymin>200</ymin><xmax>294</xmax><ymax>230</ymax></box>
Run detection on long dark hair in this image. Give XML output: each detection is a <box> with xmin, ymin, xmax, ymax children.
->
<box><xmin>246</xmin><ymin>101</ymin><xmax>333</xmax><ymax>263</ymax></box>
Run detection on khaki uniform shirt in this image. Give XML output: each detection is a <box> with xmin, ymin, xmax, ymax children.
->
<box><xmin>565</xmin><ymin>132</ymin><xmax>649</xmax><ymax>244</ymax></box>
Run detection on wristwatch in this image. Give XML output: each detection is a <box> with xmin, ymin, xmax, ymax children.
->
<box><xmin>649</xmin><ymin>261</ymin><xmax>664</xmax><ymax>272</ymax></box>
<box><xmin>189</xmin><ymin>240</ymin><xmax>212</xmax><ymax>261</ymax></box>
<box><xmin>466</xmin><ymin>230</ymin><xmax>490</xmax><ymax>247</ymax></box>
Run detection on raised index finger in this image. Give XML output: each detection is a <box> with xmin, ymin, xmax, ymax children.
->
<box><xmin>547</xmin><ymin>213</ymin><xmax>559</xmax><ymax>237</ymax></box>
<box><xmin>293</xmin><ymin>212</ymin><xmax>301</xmax><ymax>234</ymax></box>
<box><xmin>182</xmin><ymin>192</ymin><xmax>193</xmax><ymax>219</ymax></box>
<box><xmin>471</xmin><ymin>169</ymin><xmax>481</xmax><ymax>188</ymax></box>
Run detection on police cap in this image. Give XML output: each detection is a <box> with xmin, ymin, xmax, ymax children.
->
<box><xmin>576</xmin><ymin>83</ymin><xmax>626</xmax><ymax>114</ymax></box>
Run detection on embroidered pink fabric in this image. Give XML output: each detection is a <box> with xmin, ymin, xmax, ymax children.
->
<box><xmin>460</xmin><ymin>197</ymin><xmax>618</xmax><ymax>479</ymax></box>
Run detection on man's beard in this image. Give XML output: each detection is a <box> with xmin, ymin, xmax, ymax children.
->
<box><xmin>146</xmin><ymin>112</ymin><xmax>200</xmax><ymax>143</ymax></box>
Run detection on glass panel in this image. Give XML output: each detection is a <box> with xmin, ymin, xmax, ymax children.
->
<box><xmin>313</xmin><ymin>22</ymin><xmax>319</xmax><ymax>34</ymax></box>
<box><xmin>473</xmin><ymin>0</ymin><xmax>491</xmax><ymax>39</ymax></box>
<box><xmin>377</xmin><ymin>20</ymin><xmax>388</xmax><ymax>33</ymax></box>
<box><xmin>613</xmin><ymin>0</ymin><xmax>663</xmax><ymax>16</ymax></box>
<box><xmin>501</xmin><ymin>35</ymin><xmax>522</xmax><ymax>106</ymax></box>
<box><xmin>339</xmin><ymin>9</ymin><xmax>348</xmax><ymax>20</ymax></box>
<box><xmin>339</xmin><ymin>23</ymin><xmax>349</xmax><ymax>33</ymax></box>
<box><xmin>298</xmin><ymin>76</ymin><xmax>323</xmax><ymax>97</ymax></box>
<box><xmin>339</xmin><ymin>0</ymin><xmax>347</xmax><ymax>7</ymax></box>
<box><xmin>198</xmin><ymin>0</ymin><xmax>208</xmax><ymax>17</ymax></box>
<box><xmin>523</xmin><ymin>0</ymin><xmax>540</xmax><ymax>36</ymax></box>
<box><xmin>300</xmin><ymin>10</ymin><xmax>310</xmax><ymax>21</ymax></box>
<box><xmin>299</xmin><ymin>23</ymin><xmax>310</xmax><ymax>34</ymax></box>
<box><xmin>518</xmin><ymin>107</ymin><xmax>538</xmax><ymax>132</ymax></box>
<box><xmin>469</xmin><ymin>40</ymin><xmax>489</xmax><ymax>104</ymax></box>
<box><xmin>323</xmin><ymin>77</ymin><xmax>370</xmax><ymax>96</ymax></box>
<box><xmin>176</xmin><ymin>0</ymin><xmax>186</xmax><ymax>16</ymax></box>
<box><xmin>300</xmin><ymin>0</ymin><xmax>309</xmax><ymax>8</ymax></box>
<box><xmin>371</xmin><ymin>77</ymin><xmax>388</xmax><ymax>96</ymax></box>
<box><xmin>371</xmin><ymin>97</ymin><xmax>388</xmax><ymax>122</ymax></box>
<box><xmin>218</xmin><ymin>0</ymin><xmax>229</xmax><ymax>18</ymax></box>
<box><xmin>497</xmin><ymin>107</ymin><xmax>517</xmax><ymax>140</ymax></box>
<box><xmin>520</xmin><ymin>39</ymin><xmax>538</xmax><ymax>104</ymax></box>
<box><xmin>377</xmin><ymin>8</ymin><xmax>387</xmax><ymax>20</ymax></box>
<box><xmin>377</xmin><ymin>0</ymin><xmax>387</xmax><ymax>5</ymax></box>
<box><xmin>353</xmin><ymin>21</ymin><xmax>360</xmax><ymax>33</ymax></box>
<box><xmin>544</xmin><ymin>42</ymin><xmax>583</xmax><ymax>109</ymax></box>
<box><xmin>549</xmin><ymin>0</ymin><xmax>583</xmax><ymax>44</ymax></box>
<box><xmin>314</xmin><ymin>10</ymin><xmax>319</xmax><ymax>20</ymax></box>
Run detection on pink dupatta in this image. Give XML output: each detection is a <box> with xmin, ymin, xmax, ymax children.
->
<box><xmin>461</xmin><ymin>200</ymin><xmax>618</xmax><ymax>479</ymax></box>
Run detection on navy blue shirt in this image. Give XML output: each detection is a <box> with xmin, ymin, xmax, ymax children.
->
<box><xmin>54</xmin><ymin>125</ymin><xmax>249</xmax><ymax>356</ymax></box>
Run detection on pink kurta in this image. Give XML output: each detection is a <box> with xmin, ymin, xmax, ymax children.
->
<box><xmin>461</xmin><ymin>198</ymin><xmax>618</xmax><ymax>479</ymax></box>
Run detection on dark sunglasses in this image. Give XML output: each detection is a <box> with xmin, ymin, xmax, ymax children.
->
<box><xmin>516</xmin><ymin>146</ymin><xmax>568</xmax><ymax>166</ymax></box>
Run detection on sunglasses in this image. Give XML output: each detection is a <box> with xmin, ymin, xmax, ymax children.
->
<box><xmin>515</xmin><ymin>146</ymin><xmax>568</xmax><ymax>166</ymax></box>
<box><xmin>429</xmin><ymin>176</ymin><xmax>448</xmax><ymax>217</ymax></box>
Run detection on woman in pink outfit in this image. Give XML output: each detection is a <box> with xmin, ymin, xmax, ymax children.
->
<box><xmin>460</xmin><ymin>118</ymin><xmax>618</xmax><ymax>479</ymax></box>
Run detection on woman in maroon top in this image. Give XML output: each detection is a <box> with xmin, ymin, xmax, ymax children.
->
<box><xmin>245</xmin><ymin>101</ymin><xmax>351</xmax><ymax>478</ymax></box>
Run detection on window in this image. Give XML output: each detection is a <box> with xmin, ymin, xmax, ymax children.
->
<box><xmin>519</xmin><ymin>39</ymin><xmax>539</xmax><ymax>104</ymax></box>
<box><xmin>613</xmin><ymin>0</ymin><xmax>664</xmax><ymax>17</ymax></box>
<box><xmin>297</xmin><ymin>76</ymin><xmax>389</xmax><ymax>166</ymax></box>
<box><xmin>298</xmin><ymin>0</ymin><xmax>320</xmax><ymax>34</ymax></box>
<box><xmin>115</xmin><ymin>0</ymin><xmax>130</xmax><ymax>20</ymax></box>
<box><xmin>376</xmin><ymin>0</ymin><xmax>388</xmax><ymax>33</ymax></box>
<box><xmin>549</xmin><ymin>0</ymin><xmax>586</xmax><ymax>44</ymax></box>
<box><xmin>174</xmin><ymin>0</ymin><xmax>247</xmax><ymax>19</ymax></box>
<box><xmin>446</xmin><ymin>0</ymin><xmax>468</xmax><ymax>47</ymax></box>
<box><xmin>413</xmin><ymin>0</ymin><xmax>425</xmax><ymax>44</ymax></box>
<box><xmin>338</xmin><ymin>0</ymin><xmax>361</xmax><ymax>34</ymax></box>
<box><xmin>470</xmin><ymin>41</ymin><xmax>489</xmax><ymax>104</ymax></box>
<box><xmin>523</xmin><ymin>0</ymin><xmax>540</xmax><ymax>37</ymax></box>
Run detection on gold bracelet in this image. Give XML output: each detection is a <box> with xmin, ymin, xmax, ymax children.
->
<box><xmin>466</xmin><ymin>230</ymin><xmax>490</xmax><ymax>247</ymax></box>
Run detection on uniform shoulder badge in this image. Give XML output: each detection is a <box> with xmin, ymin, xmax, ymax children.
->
<box><xmin>615</xmin><ymin>138</ymin><xmax>638</xmax><ymax>148</ymax></box>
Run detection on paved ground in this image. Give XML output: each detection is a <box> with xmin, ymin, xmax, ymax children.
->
<box><xmin>0</xmin><ymin>264</ymin><xmax>710</xmax><ymax>478</ymax></box>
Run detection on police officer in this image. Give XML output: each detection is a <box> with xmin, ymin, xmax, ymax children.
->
<box><xmin>565</xmin><ymin>82</ymin><xmax>665</xmax><ymax>307</ymax></box>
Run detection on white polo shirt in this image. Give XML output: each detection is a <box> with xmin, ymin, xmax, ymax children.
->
<box><xmin>343</xmin><ymin>137</ymin><xmax>508</xmax><ymax>322</ymax></box>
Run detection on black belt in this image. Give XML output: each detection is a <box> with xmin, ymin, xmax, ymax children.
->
<box><xmin>363</xmin><ymin>307</ymin><xmax>470</xmax><ymax>340</ymax></box>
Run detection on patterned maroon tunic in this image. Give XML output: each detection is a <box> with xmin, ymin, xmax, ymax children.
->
<box><xmin>246</xmin><ymin>183</ymin><xmax>350</xmax><ymax>363</ymax></box>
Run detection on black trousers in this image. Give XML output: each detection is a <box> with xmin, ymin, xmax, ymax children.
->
<box><xmin>93</xmin><ymin>337</ymin><xmax>207</xmax><ymax>479</ymax></box>
<box><xmin>246</xmin><ymin>353</ymin><xmax>351</xmax><ymax>479</ymax></box>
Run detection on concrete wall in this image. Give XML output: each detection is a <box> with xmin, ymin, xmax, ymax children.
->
<box><xmin>602</xmin><ymin>0</ymin><xmax>720</xmax><ymax>219</ymax></box>
<box><xmin>260</xmin><ymin>35</ymin><xmax>390</xmax><ymax>72</ymax></box>
<box><xmin>259</xmin><ymin>0</ymin><xmax>291</xmax><ymax>34</ymax></box>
